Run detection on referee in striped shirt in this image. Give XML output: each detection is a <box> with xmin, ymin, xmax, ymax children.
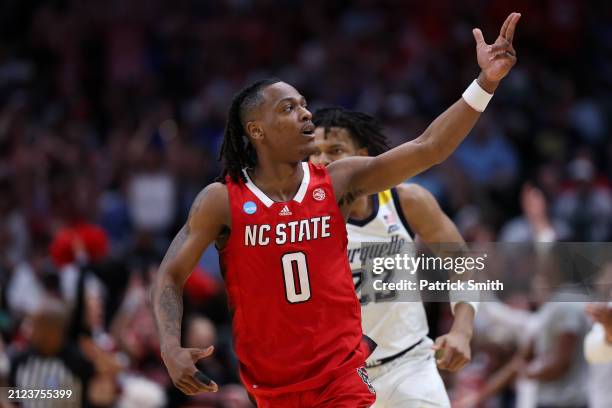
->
<box><xmin>9</xmin><ymin>298</ymin><xmax>94</xmax><ymax>408</ymax></box>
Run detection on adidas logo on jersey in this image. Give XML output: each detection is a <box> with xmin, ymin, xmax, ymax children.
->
<box><xmin>279</xmin><ymin>205</ymin><xmax>292</xmax><ymax>216</ymax></box>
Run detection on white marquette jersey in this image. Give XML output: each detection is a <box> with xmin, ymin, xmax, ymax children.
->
<box><xmin>347</xmin><ymin>188</ymin><xmax>428</xmax><ymax>363</ymax></box>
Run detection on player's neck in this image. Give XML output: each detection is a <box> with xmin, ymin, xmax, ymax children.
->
<box><xmin>349</xmin><ymin>195</ymin><xmax>374</xmax><ymax>220</ymax></box>
<box><xmin>248</xmin><ymin>161</ymin><xmax>304</xmax><ymax>202</ymax></box>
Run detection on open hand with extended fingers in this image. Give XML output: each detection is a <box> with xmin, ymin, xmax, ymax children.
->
<box><xmin>473</xmin><ymin>12</ymin><xmax>521</xmax><ymax>93</ymax></box>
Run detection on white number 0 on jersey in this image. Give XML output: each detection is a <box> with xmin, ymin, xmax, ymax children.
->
<box><xmin>281</xmin><ymin>252</ymin><xmax>311</xmax><ymax>303</ymax></box>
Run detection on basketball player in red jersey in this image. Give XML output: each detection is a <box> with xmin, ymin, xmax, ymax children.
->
<box><xmin>151</xmin><ymin>12</ymin><xmax>520</xmax><ymax>408</ymax></box>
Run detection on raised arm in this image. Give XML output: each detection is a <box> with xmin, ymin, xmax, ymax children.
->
<box><xmin>151</xmin><ymin>182</ymin><xmax>230</xmax><ymax>394</ymax></box>
<box><xmin>329</xmin><ymin>13</ymin><xmax>520</xmax><ymax>206</ymax></box>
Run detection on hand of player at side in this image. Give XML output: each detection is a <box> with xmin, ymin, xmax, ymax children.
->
<box><xmin>432</xmin><ymin>331</ymin><xmax>472</xmax><ymax>372</ymax></box>
<box><xmin>162</xmin><ymin>345</ymin><xmax>219</xmax><ymax>394</ymax></box>
<box><xmin>473</xmin><ymin>12</ymin><xmax>521</xmax><ymax>93</ymax></box>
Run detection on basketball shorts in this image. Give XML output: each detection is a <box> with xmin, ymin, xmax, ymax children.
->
<box><xmin>254</xmin><ymin>366</ymin><xmax>376</xmax><ymax>408</ymax></box>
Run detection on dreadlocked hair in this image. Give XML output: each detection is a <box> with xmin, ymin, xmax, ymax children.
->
<box><xmin>217</xmin><ymin>78</ymin><xmax>282</xmax><ymax>183</ymax></box>
<box><xmin>312</xmin><ymin>107</ymin><xmax>390</xmax><ymax>156</ymax></box>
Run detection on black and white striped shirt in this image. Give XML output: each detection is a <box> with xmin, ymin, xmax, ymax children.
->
<box><xmin>9</xmin><ymin>345</ymin><xmax>94</xmax><ymax>408</ymax></box>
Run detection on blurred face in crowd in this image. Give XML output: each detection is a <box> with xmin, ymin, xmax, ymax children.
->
<box><xmin>186</xmin><ymin>317</ymin><xmax>217</xmax><ymax>349</ymax></box>
<box><xmin>30</xmin><ymin>308</ymin><xmax>67</xmax><ymax>356</ymax></box>
<box><xmin>309</xmin><ymin>127</ymin><xmax>367</xmax><ymax>166</ymax></box>
<box><xmin>246</xmin><ymin>82</ymin><xmax>316</xmax><ymax>162</ymax></box>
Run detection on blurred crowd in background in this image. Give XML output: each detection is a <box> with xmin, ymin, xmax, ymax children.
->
<box><xmin>0</xmin><ymin>0</ymin><xmax>611</xmax><ymax>407</ymax></box>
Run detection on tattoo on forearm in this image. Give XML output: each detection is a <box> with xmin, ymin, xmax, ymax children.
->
<box><xmin>153</xmin><ymin>187</ymin><xmax>213</xmax><ymax>347</ymax></box>
<box><xmin>158</xmin><ymin>284</ymin><xmax>183</xmax><ymax>343</ymax></box>
<box><xmin>153</xmin><ymin>188</ymin><xmax>215</xmax><ymax>345</ymax></box>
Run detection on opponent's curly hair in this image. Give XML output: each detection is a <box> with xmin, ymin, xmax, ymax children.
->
<box><xmin>312</xmin><ymin>107</ymin><xmax>390</xmax><ymax>156</ymax></box>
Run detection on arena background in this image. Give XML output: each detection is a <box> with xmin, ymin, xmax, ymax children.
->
<box><xmin>0</xmin><ymin>0</ymin><xmax>611</xmax><ymax>407</ymax></box>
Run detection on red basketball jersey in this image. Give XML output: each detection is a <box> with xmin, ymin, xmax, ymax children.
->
<box><xmin>220</xmin><ymin>162</ymin><xmax>372</xmax><ymax>397</ymax></box>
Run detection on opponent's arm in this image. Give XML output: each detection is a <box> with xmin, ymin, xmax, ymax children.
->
<box><xmin>329</xmin><ymin>13</ymin><xmax>520</xmax><ymax>207</ymax></box>
<box><xmin>396</xmin><ymin>184</ymin><xmax>474</xmax><ymax>372</ymax></box>
<box><xmin>151</xmin><ymin>182</ymin><xmax>229</xmax><ymax>394</ymax></box>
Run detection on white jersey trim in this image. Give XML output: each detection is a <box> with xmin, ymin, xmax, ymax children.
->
<box><xmin>242</xmin><ymin>162</ymin><xmax>310</xmax><ymax>207</ymax></box>
<box><xmin>293</xmin><ymin>162</ymin><xmax>310</xmax><ymax>203</ymax></box>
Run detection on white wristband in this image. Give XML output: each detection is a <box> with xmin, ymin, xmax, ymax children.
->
<box><xmin>462</xmin><ymin>80</ymin><xmax>493</xmax><ymax>112</ymax></box>
<box><xmin>450</xmin><ymin>301</ymin><xmax>480</xmax><ymax>316</ymax></box>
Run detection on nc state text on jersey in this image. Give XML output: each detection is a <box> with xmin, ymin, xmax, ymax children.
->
<box><xmin>244</xmin><ymin>216</ymin><xmax>332</xmax><ymax>246</ymax></box>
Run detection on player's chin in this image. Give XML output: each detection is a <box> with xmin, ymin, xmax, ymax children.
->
<box><xmin>299</xmin><ymin>146</ymin><xmax>317</xmax><ymax>160</ymax></box>
<box><xmin>298</xmin><ymin>138</ymin><xmax>317</xmax><ymax>157</ymax></box>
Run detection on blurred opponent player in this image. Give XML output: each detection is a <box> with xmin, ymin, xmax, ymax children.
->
<box><xmin>310</xmin><ymin>108</ymin><xmax>477</xmax><ymax>408</ymax></box>
<box><xmin>151</xmin><ymin>12</ymin><xmax>520</xmax><ymax>408</ymax></box>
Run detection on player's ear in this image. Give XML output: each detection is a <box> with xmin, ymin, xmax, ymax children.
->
<box><xmin>246</xmin><ymin>121</ymin><xmax>264</xmax><ymax>142</ymax></box>
<box><xmin>357</xmin><ymin>147</ymin><xmax>369</xmax><ymax>157</ymax></box>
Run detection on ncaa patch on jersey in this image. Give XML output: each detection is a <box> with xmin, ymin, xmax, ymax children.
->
<box><xmin>313</xmin><ymin>188</ymin><xmax>326</xmax><ymax>201</ymax></box>
<box><xmin>243</xmin><ymin>201</ymin><xmax>257</xmax><ymax>214</ymax></box>
<box><xmin>357</xmin><ymin>367</ymin><xmax>376</xmax><ymax>394</ymax></box>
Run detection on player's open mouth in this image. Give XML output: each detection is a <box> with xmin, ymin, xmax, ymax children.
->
<box><xmin>302</xmin><ymin>127</ymin><xmax>314</xmax><ymax>137</ymax></box>
<box><xmin>301</xmin><ymin>123</ymin><xmax>315</xmax><ymax>137</ymax></box>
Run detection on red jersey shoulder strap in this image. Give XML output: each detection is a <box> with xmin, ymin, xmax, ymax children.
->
<box><xmin>307</xmin><ymin>162</ymin><xmax>341</xmax><ymax>202</ymax></box>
